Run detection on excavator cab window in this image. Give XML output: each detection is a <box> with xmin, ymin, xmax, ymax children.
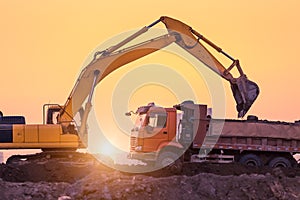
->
<box><xmin>46</xmin><ymin>107</ymin><xmax>61</xmax><ymax>124</ymax></box>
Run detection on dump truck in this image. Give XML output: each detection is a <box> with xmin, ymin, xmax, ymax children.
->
<box><xmin>128</xmin><ymin>101</ymin><xmax>300</xmax><ymax>169</ymax></box>
<box><xmin>0</xmin><ymin>16</ymin><xmax>259</xmax><ymax>162</ymax></box>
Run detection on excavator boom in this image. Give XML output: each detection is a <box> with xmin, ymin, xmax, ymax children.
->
<box><xmin>60</xmin><ymin>16</ymin><xmax>259</xmax><ymax>130</ymax></box>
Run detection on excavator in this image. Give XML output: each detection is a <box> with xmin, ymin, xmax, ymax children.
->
<box><xmin>0</xmin><ymin>16</ymin><xmax>259</xmax><ymax>163</ymax></box>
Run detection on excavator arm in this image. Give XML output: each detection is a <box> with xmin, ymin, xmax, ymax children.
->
<box><xmin>59</xmin><ymin>16</ymin><xmax>259</xmax><ymax>135</ymax></box>
<box><xmin>160</xmin><ymin>16</ymin><xmax>259</xmax><ymax>117</ymax></box>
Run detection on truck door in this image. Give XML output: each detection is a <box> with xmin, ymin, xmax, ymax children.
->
<box><xmin>142</xmin><ymin>112</ymin><xmax>169</xmax><ymax>152</ymax></box>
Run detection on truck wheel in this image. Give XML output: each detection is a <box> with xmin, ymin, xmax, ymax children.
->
<box><xmin>239</xmin><ymin>154</ymin><xmax>263</xmax><ymax>167</ymax></box>
<box><xmin>156</xmin><ymin>151</ymin><xmax>182</xmax><ymax>173</ymax></box>
<box><xmin>268</xmin><ymin>157</ymin><xmax>292</xmax><ymax>168</ymax></box>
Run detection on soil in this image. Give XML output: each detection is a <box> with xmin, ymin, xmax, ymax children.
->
<box><xmin>0</xmin><ymin>155</ymin><xmax>299</xmax><ymax>200</ymax></box>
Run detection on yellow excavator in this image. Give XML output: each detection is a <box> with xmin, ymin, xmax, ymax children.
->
<box><xmin>0</xmin><ymin>16</ymin><xmax>259</xmax><ymax>161</ymax></box>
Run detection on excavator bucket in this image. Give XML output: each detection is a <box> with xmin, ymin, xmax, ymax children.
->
<box><xmin>231</xmin><ymin>76</ymin><xmax>259</xmax><ymax>118</ymax></box>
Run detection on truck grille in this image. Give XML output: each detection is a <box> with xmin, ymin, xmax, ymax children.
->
<box><xmin>130</xmin><ymin>136</ymin><xmax>137</xmax><ymax>151</ymax></box>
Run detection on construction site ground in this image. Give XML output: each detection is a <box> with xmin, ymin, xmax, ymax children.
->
<box><xmin>0</xmin><ymin>154</ymin><xmax>300</xmax><ymax>200</ymax></box>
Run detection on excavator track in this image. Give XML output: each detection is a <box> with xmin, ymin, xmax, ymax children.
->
<box><xmin>6</xmin><ymin>151</ymin><xmax>97</xmax><ymax>166</ymax></box>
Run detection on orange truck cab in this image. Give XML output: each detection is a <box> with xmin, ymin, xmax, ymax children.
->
<box><xmin>129</xmin><ymin>101</ymin><xmax>208</xmax><ymax>164</ymax></box>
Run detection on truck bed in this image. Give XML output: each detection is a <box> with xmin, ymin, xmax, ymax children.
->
<box><xmin>193</xmin><ymin>118</ymin><xmax>300</xmax><ymax>153</ymax></box>
<box><xmin>208</xmin><ymin>119</ymin><xmax>300</xmax><ymax>140</ymax></box>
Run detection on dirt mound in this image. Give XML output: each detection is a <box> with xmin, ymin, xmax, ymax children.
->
<box><xmin>3</xmin><ymin>161</ymin><xmax>300</xmax><ymax>183</ymax></box>
<box><xmin>121</xmin><ymin>162</ymin><xmax>300</xmax><ymax>178</ymax></box>
<box><xmin>1</xmin><ymin>166</ymin><xmax>299</xmax><ymax>200</ymax></box>
<box><xmin>65</xmin><ymin>169</ymin><xmax>300</xmax><ymax>200</ymax></box>
<box><xmin>0</xmin><ymin>180</ymin><xmax>69</xmax><ymax>200</ymax></box>
<box><xmin>180</xmin><ymin>162</ymin><xmax>300</xmax><ymax>177</ymax></box>
<box><xmin>0</xmin><ymin>159</ymin><xmax>300</xmax><ymax>199</ymax></box>
<box><xmin>0</xmin><ymin>159</ymin><xmax>112</xmax><ymax>183</ymax></box>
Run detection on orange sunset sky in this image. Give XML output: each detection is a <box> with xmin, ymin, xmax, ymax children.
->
<box><xmin>1</xmin><ymin>1</ymin><xmax>300</xmax><ymax>152</ymax></box>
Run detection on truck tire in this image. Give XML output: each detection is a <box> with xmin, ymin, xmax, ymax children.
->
<box><xmin>156</xmin><ymin>151</ymin><xmax>182</xmax><ymax>173</ymax></box>
<box><xmin>268</xmin><ymin>157</ymin><xmax>292</xmax><ymax>168</ymax></box>
<box><xmin>239</xmin><ymin>154</ymin><xmax>263</xmax><ymax>167</ymax></box>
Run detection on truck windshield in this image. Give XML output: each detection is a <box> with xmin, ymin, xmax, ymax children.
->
<box><xmin>134</xmin><ymin>114</ymin><xmax>147</xmax><ymax>130</ymax></box>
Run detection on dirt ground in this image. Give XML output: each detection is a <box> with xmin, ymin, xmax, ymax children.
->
<box><xmin>0</xmin><ymin>155</ymin><xmax>300</xmax><ymax>200</ymax></box>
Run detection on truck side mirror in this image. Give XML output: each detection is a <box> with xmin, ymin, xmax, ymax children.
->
<box><xmin>125</xmin><ymin>111</ymin><xmax>137</xmax><ymax>116</ymax></box>
<box><xmin>125</xmin><ymin>112</ymin><xmax>131</xmax><ymax>116</ymax></box>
